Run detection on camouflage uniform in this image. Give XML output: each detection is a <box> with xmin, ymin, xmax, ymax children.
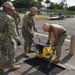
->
<box><xmin>55</xmin><ymin>32</ymin><xmax>67</xmax><ymax>58</ymax></box>
<box><xmin>0</xmin><ymin>12</ymin><xmax>18</xmax><ymax>66</ymax></box>
<box><xmin>11</xmin><ymin>11</ymin><xmax>20</xmax><ymax>36</ymax></box>
<box><xmin>22</xmin><ymin>13</ymin><xmax>35</xmax><ymax>51</ymax></box>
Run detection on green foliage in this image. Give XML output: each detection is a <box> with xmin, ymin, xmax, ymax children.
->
<box><xmin>45</xmin><ymin>0</ymin><xmax>50</xmax><ymax>4</ymax></box>
<box><xmin>37</xmin><ymin>0</ymin><xmax>43</xmax><ymax>3</ymax></box>
<box><xmin>1</xmin><ymin>0</ymin><xmax>75</xmax><ymax>12</ymax></box>
<box><xmin>67</xmin><ymin>6</ymin><xmax>75</xmax><ymax>11</ymax></box>
<box><xmin>45</xmin><ymin>0</ymin><xmax>50</xmax><ymax>9</ymax></box>
<box><xmin>13</xmin><ymin>0</ymin><xmax>42</xmax><ymax>9</ymax></box>
<box><xmin>49</xmin><ymin>2</ymin><xmax>63</xmax><ymax>10</ymax></box>
<box><xmin>0</xmin><ymin>0</ymin><xmax>10</xmax><ymax>6</ymax></box>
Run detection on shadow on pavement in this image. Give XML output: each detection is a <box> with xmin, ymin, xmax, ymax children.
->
<box><xmin>24</xmin><ymin>57</ymin><xmax>65</xmax><ymax>75</ymax></box>
<box><xmin>0</xmin><ymin>70</ymin><xmax>11</xmax><ymax>75</ymax></box>
<box><xmin>61</xmin><ymin>53</ymin><xmax>73</xmax><ymax>63</ymax></box>
<box><xmin>21</xmin><ymin>66</ymin><xmax>35</xmax><ymax>75</ymax></box>
<box><xmin>15</xmin><ymin>54</ymin><xmax>24</xmax><ymax>62</ymax></box>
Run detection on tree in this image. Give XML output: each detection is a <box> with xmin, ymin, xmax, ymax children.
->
<box><xmin>13</xmin><ymin>0</ymin><xmax>43</xmax><ymax>9</ymax></box>
<box><xmin>0</xmin><ymin>0</ymin><xmax>10</xmax><ymax>6</ymax></box>
<box><xmin>60</xmin><ymin>0</ymin><xmax>67</xmax><ymax>8</ymax></box>
<box><xmin>37</xmin><ymin>0</ymin><xmax>43</xmax><ymax>4</ymax></box>
<box><xmin>49</xmin><ymin>2</ymin><xmax>63</xmax><ymax>10</ymax></box>
<box><xmin>45</xmin><ymin>0</ymin><xmax>50</xmax><ymax>9</ymax></box>
<box><xmin>49</xmin><ymin>2</ymin><xmax>55</xmax><ymax>9</ymax></box>
<box><xmin>36</xmin><ymin>0</ymin><xmax>43</xmax><ymax>8</ymax></box>
<box><xmin>67</xmin><ymin>6</ymin><xmax>75</xmax><ymax>11</ymax></box>
<box><xmin>37</xmin><ymin>0</ymin><xmax>43</xmax><ymax>3</ymax></box>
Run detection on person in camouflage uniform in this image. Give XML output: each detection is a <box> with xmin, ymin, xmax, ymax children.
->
<box><xmin>22</xmin><ymin>7</ymin><xmax>38</xmax><ymax>58</ymax></box>
<box><xmin>0</xmin><ymin>1</ymin><xmax>21</xmax><ymax>71</ymax></box>
<box><xmin>11</xmin><ymin>10</ymin><xmax>20</xmax><ymax>36</ymax></box>
<box><xmin>42</xmin><ymin>23</ymin><xmax>67</xmax><ymax>63</ymax></box>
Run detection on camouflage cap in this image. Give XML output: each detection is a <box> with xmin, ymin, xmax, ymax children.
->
<box><xmin>30</xmin><ymin>7</ymin><xmax>38</xmax><ymax>12</ymax></box>
<box><xmin>3</xmin><ymin>1</ymin><xmax>15</xmax><ymax>10</ymax></box>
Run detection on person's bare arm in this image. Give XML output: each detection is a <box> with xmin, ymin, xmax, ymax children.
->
<box><xmin>52</xmin><ymin>28</ymin><xmax>58</xmax><ymax>46</ymax></box>
<box><xmin>48</xmin><ymin>32</ymin><xmax>52</xmax><ymax>41</ymax></box>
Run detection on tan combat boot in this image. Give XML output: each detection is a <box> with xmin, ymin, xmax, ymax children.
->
<box><xmin>28</xmin><ymin>50</ymin><xmax>35</xmax><ymax>53</ymax></box>
<box><xmin>24</xmin><ymin>50</ymin><xmax>29</xmax><ymax>58</ymax></box>
<box><xmin>9</xmin><ymin>65</ymin><xmax>20</xmax><ymax>71</ymax></box>
<box><xmin>52</xmin><ymin>58</ymin><xmax>60</xmax><ymax>63</ymax></box>
<box><xmin>0</xmin><ymin>64</ymin><xmax>4</xmax><ymax>71</ymax></box>
<box><xmin>28</xmin><ymin>47</ymin><xmax>35</xmax><ymax>53</ymax></box>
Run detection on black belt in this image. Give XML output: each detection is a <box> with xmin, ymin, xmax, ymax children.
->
<box><xmin>62</xmin><ymin>31</ymin><xmax>66</xmax><ymax>34</ymax></box>
<box><xmin>59</xmin><ymin>31</ymin><xmax>66</xmax><ymax>36</ymax></box>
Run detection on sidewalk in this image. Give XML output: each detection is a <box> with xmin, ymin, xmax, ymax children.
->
<box><xmin>1</xmin><ymin>18</ymin><xmax>75</xmax><ymax>75</ymax></box>
<box><xmin>0</xmin><ymin>35</ymin><xmax>75</xmax><ymax>75</ymax></box>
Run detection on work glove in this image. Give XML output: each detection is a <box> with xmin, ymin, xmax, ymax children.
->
<box><xmin>34</xmin><ymin>27</ymin><xmax>37</xmax><ymax>32</ymax></box>
<box><xmin>51</xmin><ymin>46</ymin><xmax>55</xmax><ymax>50</ymax></box>
<box><xmin>16</xmin><ymin>39</ymin><xmax>21</xmax><ymax>46</ymax></box>
<box><xmin>46</xmin><ymin>40</ymin><xmax>50</xmax><ymax>45</ymax></box>
<box><xmin>51</xmin><ymin>46</ymin><xmax>55</xmax><ymax>54</ymax></box>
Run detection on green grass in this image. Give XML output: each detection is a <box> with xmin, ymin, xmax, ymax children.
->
<box><xmin>19</xmin><ymin>13</ymin><xmax>49</xmax><ymax>19</ymax></box>
<box><xmin>35</xmin><ymin>15</ymin><xmax>49</xmax><ymax>19</ymax></box>
<box><xmin>19</xmin><ymin>13</ymin><xmax>25</xmax><ymax>19</ymax></box>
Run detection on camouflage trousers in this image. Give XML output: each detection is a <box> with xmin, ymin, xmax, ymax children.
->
<box><xmin>0</xmin><ymin>41</ymin><xmax>16</xmax><ymax>66</ymax></box>
<box><xmin>24</xmin><ymin>37</ymin><xmax>33</xmax><ymax>51</ymax></box>
<box><xmin>16</xmin><ymin>24</ymin><xmax>19</xmax><ymax>36</ymax></box>
<box><xmin>55</xmin><ymin>32</ymin><xmax>67</xmax><ymax>58</ymax></box>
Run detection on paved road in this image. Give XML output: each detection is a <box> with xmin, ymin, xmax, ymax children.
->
<box><xmin>0</xmin><ymin>18</ymin><xmax>75</xmax><ymax>75</ymax></box>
